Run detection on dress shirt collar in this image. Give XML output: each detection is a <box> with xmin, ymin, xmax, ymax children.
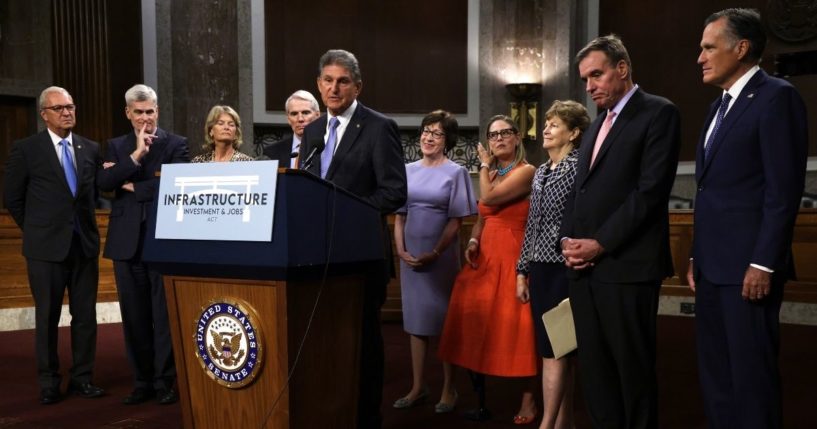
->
<box><xmin>607</xmin><ymin>84</ymin><xmax>639</xmax><ymax>122</ymax></box>
<box><xmin>722</xmin><ymin>65</ymin><xmax>760</xmax><ymax>106</ymax></box>
<box><xmin>327</xmin><ymin>99</ymin><xmax>357</xmax><ymax>131</ymax></box>
<box><xmin>47</xmin><ymin>129</ymin><xmax>73</xmax><ymax>147</ymax></box>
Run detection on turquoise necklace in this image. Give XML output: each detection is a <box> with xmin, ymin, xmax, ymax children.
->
<box><xmin>496</xmin><ymin>162</ymin><xmax>516</xmax><ymax>176</ymax></box>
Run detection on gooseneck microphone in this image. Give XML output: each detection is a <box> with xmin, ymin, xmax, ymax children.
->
<box><xmin>301</xmin><ymin>138</ymin><xmax>325</xmax><ymax>171</ymax></box>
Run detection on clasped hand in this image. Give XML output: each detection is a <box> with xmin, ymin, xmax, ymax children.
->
<box><xmin>562</xmin><ymin>238</ymin><xmax>604</xmax><ymax>270</ymax></box>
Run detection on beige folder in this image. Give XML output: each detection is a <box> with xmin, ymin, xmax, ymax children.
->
<box><xmin>542</xmin><ymin>298</ymin><xmax>577</xmax><ymax>359</ymax></box>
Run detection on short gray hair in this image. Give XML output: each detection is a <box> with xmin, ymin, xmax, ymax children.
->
<box><xmin>38</xmin><ymin>86</ymin><xmax>72</xmax><ymax>109</ymax></box>
<box><xmin>318</xmin><ymin>49</ymin><xmax>362</xmax><ymax>83</ymax></box>
<box><xmin>575</xmin><ymin>34</ymin><xmax>633</xmax><ymax>76</ymax></box>
<box><xmin>125</xmin><ymin>84</ymin><xmax>158</xmax><ymax>106</ymax></box>
<box><xmin>285</xmin><ymin>90</ymin><xmax>320</xmax><ymax>113</ymax></box>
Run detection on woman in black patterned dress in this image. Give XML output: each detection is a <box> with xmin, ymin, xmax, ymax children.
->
<box><xmin>516</xmin><ymin>100</ymin><xmax>589</xmax><ymax>429</ymax></box>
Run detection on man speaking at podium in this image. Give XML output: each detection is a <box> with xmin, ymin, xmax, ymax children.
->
<box><xmin>299</xmin><ymin>49</ymin><xmax>407</xmax><ymax>429</ymax></box>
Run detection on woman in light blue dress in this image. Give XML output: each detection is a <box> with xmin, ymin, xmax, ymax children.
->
<box><xmin>392</xmin><ymin>110</ymin><xmax>477</xmax><ymax>413</ymax></box>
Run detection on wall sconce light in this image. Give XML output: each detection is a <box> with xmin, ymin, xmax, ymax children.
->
<box><xmin>506</xmin><ymin>83</ymin><xmax>542</xmax><ymax>142</ymax></box>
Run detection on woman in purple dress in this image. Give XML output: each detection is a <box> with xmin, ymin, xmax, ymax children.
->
<box><xmin>392</xmin><ymin>110</ymin><xmax>477</xmax><ymax>413</ymax></box>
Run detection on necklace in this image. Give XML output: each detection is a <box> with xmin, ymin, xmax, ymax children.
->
<box><xmin>496</xmin><ymin>162</ymin><xmax>516</xmax><ymax>176</ymax></box>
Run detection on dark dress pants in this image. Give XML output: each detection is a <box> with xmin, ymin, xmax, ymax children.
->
<box><xmin>113</xmin><ymin>259</ymin><xmax>176</xmax><ymax>390</ymax></box>
<box><xmin>569</xmin><ymin>276</ymin><xmax>660</xmax><ymax>429</ymax></box>
<box><xmin>27</xmin><ymin>234</ymin><xmax>99</xmax><ymax>389</ymax></box>
<box><xmin>357</xmin><ymin>267</ymin><xmax>386</xmax><ymax>429</ymax></box>
<box><xmin>694</xmin><ymin>274</ymin><xmax>783</xmax><ymax>429</ymax></box>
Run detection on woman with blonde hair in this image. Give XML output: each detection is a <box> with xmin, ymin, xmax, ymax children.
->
<box><xmin>191</xmin><ymin>105</ymin><xmax>254</xmax><ymax>162</ymax></box>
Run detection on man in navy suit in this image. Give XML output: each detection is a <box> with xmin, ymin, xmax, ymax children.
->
<box><xmin>688</xmin><ymin>9</ymin><xmax>808</xmax><ymax>429</ymax></box>
<box><xmin>559</xmin><ymin>35</ymin><xmax>681</xmax><ymax>428</ymax></box>
<box><xmin>263</xmin><ymin>90</ymin><xmax>320</xmax><ymax>167</ymax></box>
<box><xmin>4</xmin><ymin>86</ymin><xmax>105</xmax><ymax>404</ymax></box>
<box><xmin>97</xmin><ymin>84</ymin><xmax>190</xmax><ymax>405</ymax></box>
<box><xmin>299</xmin><ymin>49</ymin><xmax>407</xmax><ymax>429</ymax></box>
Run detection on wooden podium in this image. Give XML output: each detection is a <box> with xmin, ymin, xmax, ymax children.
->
<box><xmin>143</xmin><ymin>169</ymin><xmax>385</xmax><ymax>428</ymax></box>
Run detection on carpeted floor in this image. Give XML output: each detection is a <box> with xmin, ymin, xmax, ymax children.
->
<box><xmin>0</xmin><ymin>316</ymin><xmax>814</xmax><ymax>428</ymax></box>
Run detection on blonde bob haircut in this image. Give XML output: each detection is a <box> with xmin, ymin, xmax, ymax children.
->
<box><xmin>203</xmin><ymin>105</ymin><xmax>243</xmax><ymax>150</ymax></box>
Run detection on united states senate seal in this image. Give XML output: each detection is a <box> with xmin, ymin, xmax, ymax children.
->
<box><xmin>194</xmin><ymin>300</ymin><xmax>263</xmax><ymax>388</ymax></box>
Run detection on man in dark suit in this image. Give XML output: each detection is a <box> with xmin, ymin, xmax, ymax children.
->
<box><xmin>263</xmin><ymin>90</ymin><xmax>320</xmax><ymax>167</ymax></box>
<box><xmin>688</xmin><ymin>9</ymin><xmax>808</xmax><ymax>429</ymax></box>
<box><xmin>4</xmin><ymin>86</ymin><xmax>105</xmax><ymax>404</ymax></box>
<box><xmin>299</xmin><ymin>49</ymin><xmax>407</xmax><ymax>429</ymax></box>
<box><xmin>559</xmin><ymin>35</ymin><xmax>681</xmax><ymax>428</ymax></box>
<box><xmin>97</xmin><ymin>84</ymin><xmax>189</xmax><ymax>405</ymax></box>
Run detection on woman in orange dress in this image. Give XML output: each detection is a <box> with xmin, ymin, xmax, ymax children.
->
<box><xmin>438</xmin><ymin>115</ymin><xmax>538</xmax><ymax>423</ymax></box>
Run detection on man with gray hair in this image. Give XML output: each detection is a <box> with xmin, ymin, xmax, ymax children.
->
<box><xmin>97</xmin><ymin>84</ymin><xmax>189</xmax><ymax>405</ymax></box>
<box><xmin>300</xmin><ymin>49</ymin><xmax>407</xmax><ymax>429</ymax></box>
<box><xmin>4</xmin><ymin>86</ymin><xmax>104</xmax><ymax>404</ymax></box>
<box><xmin>263</xmin><ymin>89</ymin><xmax>320</xmax><ymax>167</ymax></box>
<box><xmin>689</xmin><ymin>8</ymin><xmax>808</xmax><ymax>428</ymax></box>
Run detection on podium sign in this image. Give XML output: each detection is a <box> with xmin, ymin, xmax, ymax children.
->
<box><xmin>155</xmin><ymin>161</ymin><xmax>278</xmax><ymax>241</ymax></box>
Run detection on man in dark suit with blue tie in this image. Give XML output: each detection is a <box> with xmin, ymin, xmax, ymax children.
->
<box><xmin>688</xmin><ymin>9</ymin><xmax>808</xmax><ymax>429</ymax></box>
<box><xmin>97</xmin><ymin>84</ymin><xmax>189</xmax><ymax>406</ymax></box>
<box><xmin>299</xmin><ymin>49</ymin><xmax>407</xmax><ymax>429</ymax></box>
<box><xmin>4</xmin><ymin>86</ymin><xmax>105</xmax><ymax>404</ymax></box>
<box><xmin>559</xmin><ymin>35</ymin><xmax>681</xmax><ymax>428</ymax></box>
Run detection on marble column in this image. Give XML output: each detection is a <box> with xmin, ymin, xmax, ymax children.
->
<box><xmin>157</xmin><ymin>0</ymin><xmax>254</xmax><ymax>155</ymax></box>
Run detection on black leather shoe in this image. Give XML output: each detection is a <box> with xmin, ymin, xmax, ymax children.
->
<box><xmin>40</xmin><ymin>387</ymin><xmax>61</xmax><ymax>405</ymax></box>
<box><xmin>157</xmin><ymin>388</ymin><xmax>178</xmax><ymax>405</ymax></box>
<box><xmin>123</xmin><ymin>387</ymin><xmax>155</xmax><ymax>405</ymax></box>
<box><xmin>67</xmin><ymin>382</ymin><xmax>105</xmax><ymax>398</ymax></box>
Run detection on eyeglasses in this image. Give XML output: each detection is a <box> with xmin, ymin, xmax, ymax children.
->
<box><xmin>421</xmin><ymin>128</ymin><xmax>445</xmax><ymax>139</ymax></box>
<box><xmin>42</xmin><ymin>104</ymin><xmax>76</xmax><ymax>113</ymax></box>
<box><xmin>487</xmin><ymin>128</ymin><xmax>517</xmax><ymax>141</ymax></box>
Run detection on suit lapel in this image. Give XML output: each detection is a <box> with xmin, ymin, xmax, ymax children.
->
<box><xmin>326</xmin><ymin>103</ymin><xmax>367</xmax><ymax>179</ymax></box>
<box><xmin>72</xmin><ymin>134</ymin><xmax>89</xmax><ymax>197</ymax></box>
<box><xmin>579</xmin><ymin>89</ymin><xmax>644</xmax><ymax>185</ymax></box>
<box><xmin>698</xmin><ymin>70</ymin><xmax>766</xmax><ymax>180</ymax></box>
<box><xmin>577</xmin><ymin>115</ymin><xmax>603</xmax><ymax>186</ymax></box>
<box><xmin>696</xmin><ymin>101</ymin><xmax>719</xmax><ymax>182</ymax></box>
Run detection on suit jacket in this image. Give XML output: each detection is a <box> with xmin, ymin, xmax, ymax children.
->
<box><xmin>4</xmin><ymin>130</ymin><xmax>100</xmax><ymax>261</ymax></box>
<box><xmin>299</xmin><ymin>102</ymin><xmax>407</xmax><ymax>214</ymax></box>
<box><xmin>692</xmin><ymin>70</ymin><xmax>808</xmax><ymax>284</ymax></box>
<box><xmin>98</xmin><ymin>128</ymin><xmax>189</xmax><ymax>260</ymax></box>
<box><xmin>299</xmin><ymin>102</ymin><xmax>407</xmax><ymax>279</ymax></box>
<box><xmin>263</xmin><ymin>136</ymin><xmax>296</xmax><ymax>167</ymax></box>
<box><xmin>559</xmin><ymin>88</ymin><xmax>681</xmax><ymax>283</ymax></box>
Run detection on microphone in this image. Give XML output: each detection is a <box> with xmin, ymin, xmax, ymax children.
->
<box><xmin>301</xmin><ymin>138</ymin><xmax>325</xmax><ymax>171</ymax></box>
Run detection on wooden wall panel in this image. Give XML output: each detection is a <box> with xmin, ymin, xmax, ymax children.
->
<box><xmin>385</xmin><ymin>209</ymin><xmax>817</xmax><ymax>321</ymax></box>
<box><xmin>264</xmin><ymin>0</ymin><xmax>468</xmax><ymax>114</ymax></box>
<box><xmin>51</xmin><ymin>0</ymin><xmax>143</xmax><ymax>146</ymax></box>
<box><xmin>599</xmin><ymin>0</ymin><xmax>817</xmax><ymax>161</ymax></box>
<box><xmin>0</xmin><ymin>210</ymin><xmax>116</xmax><ymax>309</ymax></box>
<box><xmin>52</xmin><ymin>0</ymin><xmax>112</xmax><ymax>145</ymax></box>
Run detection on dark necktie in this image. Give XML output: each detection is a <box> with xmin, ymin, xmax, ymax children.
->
<box><xmin>704</xmin><ymin>93</ymin><xmax>732</xmax><ymax>161</ymax></box>
<box><xmin>60</xmin><ymin>139</ymin><xmax>78</xmax><ymax>196</ymax></box>
<box><xmin>321</xmin><ymin>117</ymin><xmax>340</xmax><ymax>178</ymax></box>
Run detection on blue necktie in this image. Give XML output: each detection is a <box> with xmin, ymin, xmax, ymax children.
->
<box><xmin>60</xmin><ymin>139</ymin><xmax>78</xmax><ymax>196</ymax></box>
<box><xmin>321</xmin><ymin>117</ymin><xmax>340</xmax><ymax>178</ymax></box>
<box><xmin>704</xmin><ymin>93</ymin><xmax>732</xmax><ymax>161</ymax></box>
